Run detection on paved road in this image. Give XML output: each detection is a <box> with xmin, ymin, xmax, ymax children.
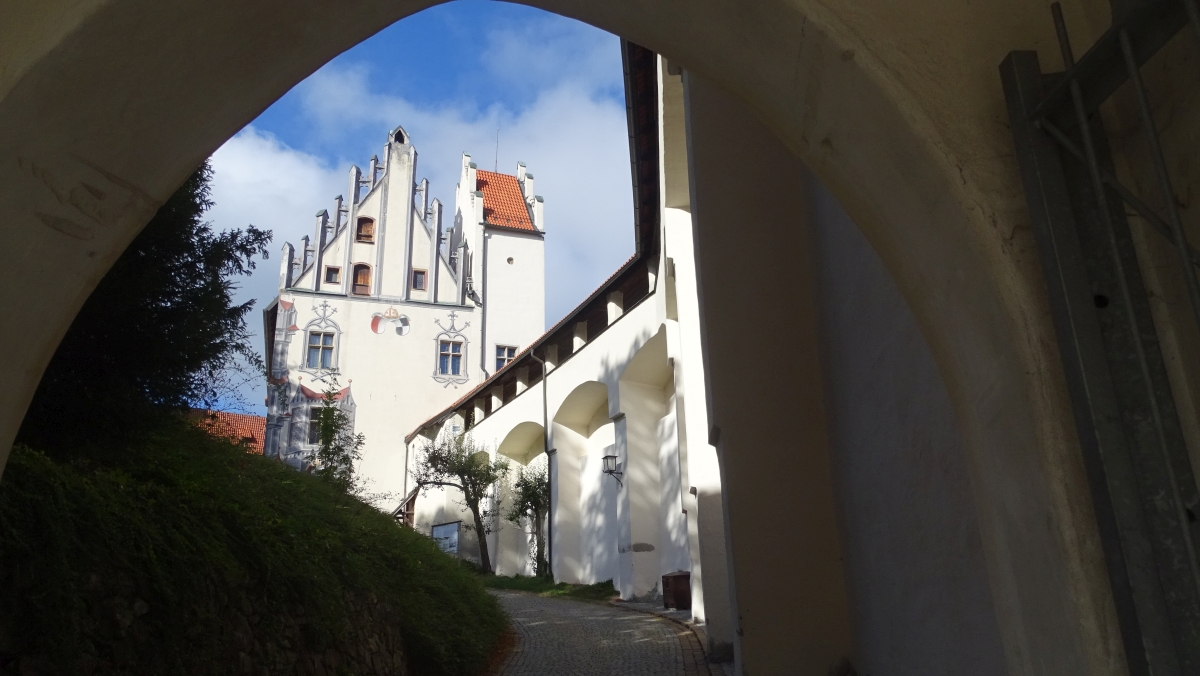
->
<box><xmin>490</xmin><ymin>590</ymin><xmax>717</xmax><ymax>676</ymax></box>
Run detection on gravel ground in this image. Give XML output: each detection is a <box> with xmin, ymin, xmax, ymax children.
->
<box><xmin>490</xmin><ymin>590</ymin><xmax>721</xmax><ymax>676</ymax></box>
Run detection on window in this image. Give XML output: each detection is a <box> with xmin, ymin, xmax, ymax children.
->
<box><xmin>412</xmin><ymin>269</ymin><xmax>427</xmax><ymax>290</ymax></box>
<box><xmin>356</xmin><ymin>217</ymin><xmax>375</xmax><ymax>243</ymax></box>
<box><xmin>496</xmin><ymin>345</ymin><xmax>517</xmax><ymax>371</ymax></box>
<box><xmin>308</xmin><ymin>408</ymin><xmax>322</xmax><ymax>445</ymax></box>
<box><xmin>352</xmin><ymin>264</ymin><xmax>371</xmax><ymax>295</ymax></box>
<box><xmin>307</xmin><ymin>331</ymin><xmax>335</xmax><ymax>369</ymax></box>
<box><xmin>439</xmin><ymin>340</ymin><xmax>463</xmax><ymax>376</ymax></box>
<box><xmin>325</xmin><ymin>266</ymin><xmax>341</xmax><ymax>283</ymax></box>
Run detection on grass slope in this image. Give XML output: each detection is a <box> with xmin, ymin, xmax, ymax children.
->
<box><xmin>481</xmin><ymin>575</ymin><xmax>619</xmax><ymax>603</ymax></box>
<box><xmin>0</xmin><ymin>422</ymin><xmax>506</xmax><ymax>675</ymax></box>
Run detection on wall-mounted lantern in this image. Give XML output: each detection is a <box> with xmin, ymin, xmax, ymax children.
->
<box><xmin>602</xmin><ymin>454</ymin><xmax>623</xmax><ymax>487</ymax></box>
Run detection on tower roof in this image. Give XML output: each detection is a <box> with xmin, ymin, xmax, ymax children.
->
<box><xmin>476</xmin><ymin>169</ymin><xmax>535</xmax><ymax>231</ymax></box>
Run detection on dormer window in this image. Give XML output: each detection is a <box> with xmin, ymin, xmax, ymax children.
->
<box><xmin>356</xmin><ymin>217</ymin><xmax>375</xmax><ymax>243</ymax></box>
<box><xmin>352</xmin><ymin>264</ymin><xmax>371</xmax><ymax>295</ymax></box>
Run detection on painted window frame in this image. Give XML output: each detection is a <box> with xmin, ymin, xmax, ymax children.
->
<box><xmin>306</xmin><ymin>330</ymin><xmax>336</xmax><ymax>370</ymax></box>
<box><xmin>307</xmin><ymin>406</ymin><xmax>322</xmax><ymax>446</ymax></box>
<box><xmin>412</xmin><ymin>269</ymin><xmax>427</xmax><ymax>291</ymax></box>
<box><xmin>438</xmin><ymin>340</ymin><xmax>464</xmax><ymax>376</ymax></box>
<box><xmin>432</xmin><ymin>312</ymin><xmax>470</xmax><ymax>387</ymax></box>
<box><xmin>324</xmin><ymin>266</ymin><xmax>341</xmax><ymax>283</ymax></box>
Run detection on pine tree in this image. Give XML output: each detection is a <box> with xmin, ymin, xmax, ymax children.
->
<box><xmin>18</xmin><ymin>160</ymin><xmax>270</xmax><ymax>453</ymax></box>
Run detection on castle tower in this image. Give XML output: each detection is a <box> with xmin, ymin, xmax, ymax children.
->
<box><xmin>262</xmin><ymin>125</ymin><xmax>546</xmax><ymax>500</ymax></box>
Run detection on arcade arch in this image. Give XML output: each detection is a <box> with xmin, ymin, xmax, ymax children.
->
<box><xmin>493</xmin><ymin>421</ymin><xmax>548</xmax><ymax>576</ymax></box>
<box><xmin>551</xmin><ymin>381</ymin><xmax>617</xmax><ymax>585</ymax></box>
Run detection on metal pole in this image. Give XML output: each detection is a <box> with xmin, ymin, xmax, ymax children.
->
<box><xmin>1118</xmin><ymin>28</ymin><xmax>1200</xmax><ymax>333</ymax></box>
<box><xmin>1118</xmin><ymin>26</ymin><xmax>1200</xmax><ymax>595</ymax></box>
<box><xmin>1037</xmin><ymin>118</ymin><xmax>1200</xmax><ymax>268</ymax></box>
<box><xmin>1056</xmin><ymin>2</ymin><xmax>1200</xmax><ymax>608</ymax></box>
<box><xmin>529</xmin><ymin>351</ymin><xmax>553</xmax><ymax>579</ymax></box>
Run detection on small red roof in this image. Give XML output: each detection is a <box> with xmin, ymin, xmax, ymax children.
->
<box><xmin>476</xmin><ymin>170</ymin><xmax>535</xmax><ymax>232</ymax></box>
<box><xmin>299</xmin><ymin>384</ymin><xmax>350</xmax><ymax>401</ymax></box>
<box><xmin>194</xmin><ymin>410</ymin><xmax>266</xmax><ymax>454</ymax></box>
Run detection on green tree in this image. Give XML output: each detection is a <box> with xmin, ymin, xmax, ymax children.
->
<box><xmin>310</xmin><ymin>377</ymin><xmax>365</xmax><ymax>493</ymax></box>
<box><xmin>412</xmin><ymin>432</ymin><xmax>509</xmax><ymax>573</ymax></box>
<box><xmin>18</xmin><ymin>160</ymin><xmax>270</xmax><ymax>453</ymax></box>
<box><xmin>504</xmin><ymin>465</ymin><xmax>550</xmax><ymax>577</ymax></box>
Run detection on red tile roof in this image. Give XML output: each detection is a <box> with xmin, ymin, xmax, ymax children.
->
<box><xmin>476</xmin><ymin>170</ymin><xmax>535</xmax><ymax>232</ymax></box>
<box><xmin>194</xmin><ymin>410</ymin><xmax>267</xmax><ymax>454</ymax></box>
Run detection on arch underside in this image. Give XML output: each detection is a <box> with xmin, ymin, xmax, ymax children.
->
<box><xmin>0</xmin><ymin>0</ymin><xmax>1132</xmax><ymax>673</ymax></box>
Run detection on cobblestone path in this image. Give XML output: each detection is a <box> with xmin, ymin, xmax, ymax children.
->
<box><xmin>491</xmin><ymin>591</ymin><xmax>717</xmax><ymax>676</ymax></box>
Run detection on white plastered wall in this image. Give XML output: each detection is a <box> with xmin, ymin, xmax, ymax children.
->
<box><xmin>483</xmin><ymin>228</ymin><xmax>545</xmax><ymax>374</ymax></box>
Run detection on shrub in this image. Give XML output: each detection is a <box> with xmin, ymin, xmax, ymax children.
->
<box><xmin>0</xmin><ymin>422</ymin><xmax>506</xmax><ymax>675</ymax></box>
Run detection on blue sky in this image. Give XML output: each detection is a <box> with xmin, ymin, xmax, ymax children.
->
<box><xmin>206</xmin><ymin>2</ymin><xmax>634</xmax><ymax>412</ymax></box>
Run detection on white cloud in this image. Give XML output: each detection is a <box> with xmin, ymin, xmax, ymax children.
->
<box><xmin>477</xmin><ymin>17</ymin><xmax>624</xmax><ymax>97</ymax></box>
<box><xmin>207</xmin><ymin>127</ymin><xmax>347</xmax><ymax>315</ymax></box>
<box><xmin>206</xmin><ymin>18</ymin><xmax>634</xmax><ymax>412</ymax></box>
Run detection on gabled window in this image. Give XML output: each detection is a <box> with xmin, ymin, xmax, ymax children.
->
<box><xmin>439</xmin><ymin>340</ymin><xmax>463</xmax><ymax>376</ymax></box>
<box><xmin>412</xmin><ymin>269</ymin><xmax>427</xmax><ymax>291</ymax></box>
<box><xmin>496</xmin><ymin>345</ymin><xmax>517</xmax><ymax>372</ymax></box>
<box><xmin>352</xmin><ymin>264</ymin><xmax>371</xmax><ymax>295</ymax></box>
<box><xmin>325</xmin><ymin>266</ymin><xmax>341</xmax><ymax>283</ymax></box>
<box><xmin>356</xmin><ymin>217</ymin><xmax>375</xmax><ymax>243</ymax></box>
<box><xmin>307</xmin><ymin>331</ymin><xmax>335</xmax><ymax>369</ymax></box>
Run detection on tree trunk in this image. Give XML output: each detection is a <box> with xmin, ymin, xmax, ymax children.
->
<box><xmin>469</xmin><ymin>501</ymin><xmax>492</xmax><ymax>573</ymax></box>
<box><xmin>533</xmin><ymin>508</ymin><xmax>546</xmax><ymax>577</ymax></box>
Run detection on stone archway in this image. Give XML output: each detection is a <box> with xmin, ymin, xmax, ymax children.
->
<box><xmin>552</xmin><ymin>380</ymin><xmax>616</xmax><ymax>585</ymax></box>
<box><xmin>1</xmin><ymin>1</ymin><xmax>1139</xmax><ymax>673</ymax></box>
<box><xmin>493</xmin><ymin>420</ymin><xmax>548</xmax><ymax>577</ymax></box>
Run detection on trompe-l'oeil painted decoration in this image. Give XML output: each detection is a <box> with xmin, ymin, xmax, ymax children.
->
<box><xmin>371</xmin><ymin>306</ymin><xmax>411</xmax><ymax>335</ymax></box>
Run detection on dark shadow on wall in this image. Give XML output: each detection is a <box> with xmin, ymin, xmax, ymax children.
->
<box><xmin>809</xmin><ymin>170</ymin><xmax>1009</xmax><ymax>676</ymax></box>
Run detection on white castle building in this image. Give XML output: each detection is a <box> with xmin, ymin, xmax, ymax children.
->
<box><xmin>399</xmin><ymin>51</ymin><xmax>733</xmax><ymax>656</ymax></box>
<box><xmin>265</xmin><ymin>53</ymin><xmax>735</xmax><ymax>659</ymax></box>
<box><xmin>262</xmin><ymin>125</ymin><xmax>546</xmax><ymax>499</ymax></box>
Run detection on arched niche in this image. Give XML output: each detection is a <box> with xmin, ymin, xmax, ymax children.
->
<box><xmin>496</xmin><ymin>421</ymin><xmax>546</xmax><ymax>466</ymax></box>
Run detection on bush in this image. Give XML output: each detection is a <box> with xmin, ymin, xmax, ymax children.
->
<box><xmin>0</xmin><ymin>421</ymin><xmax>506</xmax><ymax>675</ymax></box>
